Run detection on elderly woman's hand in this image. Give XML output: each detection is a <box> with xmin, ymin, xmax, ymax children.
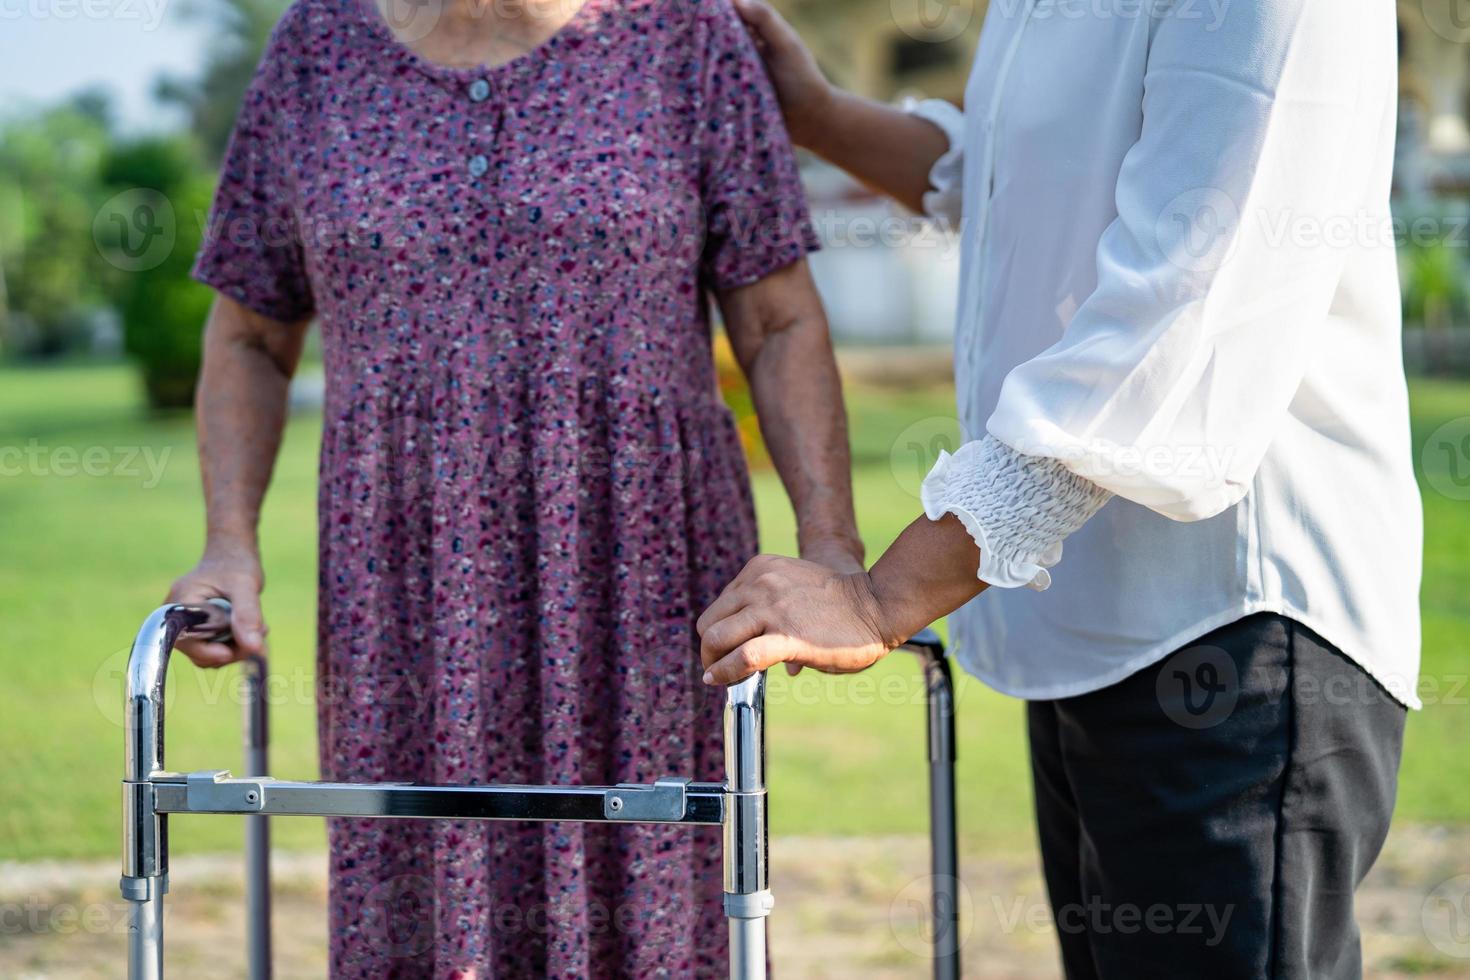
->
<box><xmin>696</xmin><ymin>554</ymin><xmax>899</xmax><ymax>685</ymax></box>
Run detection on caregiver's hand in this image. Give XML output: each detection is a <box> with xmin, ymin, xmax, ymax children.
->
<box><xmin>733</xmin><ymin>0</ymin><xmax>951</xmax><ymax>215</ymax></box>
<box><xmin>699</xmin><ymin>513</ymin><xmax>989</xmax><ymax>685</ymax></box>
<box><xmin>732</xmin><ymin>0</ymin><xmax>833</xmax><ymax>147</ymax></box>
<box><xmin>167</xmin><ymin>541</ymin><xmax>268</xmax><ymax>668</ymax></box>
<box><xmin>697</xmin><ymin>554</ymin><xmax>899</xmax><ymax>685</ymax></box>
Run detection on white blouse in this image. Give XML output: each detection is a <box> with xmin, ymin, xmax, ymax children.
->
<box><xmin>911</xmin><ymin>0</ymin><xmax>1423</xmax><ymax>706</ymax></box>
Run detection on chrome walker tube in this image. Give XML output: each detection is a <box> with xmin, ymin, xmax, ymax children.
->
<box><xmin>241</xmin><ymin>654</ymin><xmax>271</xmax><ymax>980</ymax></box>
<box><xmin>722</xmin><ymin>673</ymin><xmax>770</xmax><ymax>973</ymax></box>
<box><xmin>121</xmin><ymin>601</ymin><xmax>235</xmax><ymax>980</ymax></box>
<box><xmin>122</xmin><ymin>604</ymin><xmax>954</xmax><ymax>979</ymax></box>
<box><xmin>902</xmin><ymin>629</ymin><xmax>961</xmax><ymax>980</ymax></box>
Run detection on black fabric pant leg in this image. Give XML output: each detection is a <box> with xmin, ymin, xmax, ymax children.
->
<box><xmin>1025</xmin><ymin>613</ymin><xmax>1406</xmax><ymax>980</ymax></box>
<box><xmin>1028</xmin><ymin>699</ymin><xmax>1101</xmax><ymax>980</ymax></box>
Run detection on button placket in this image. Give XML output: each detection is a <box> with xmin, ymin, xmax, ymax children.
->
<box><xmin>465</xmin><ymin>76</ymin><xmax>496</xmax><ymax>180</ymax></box>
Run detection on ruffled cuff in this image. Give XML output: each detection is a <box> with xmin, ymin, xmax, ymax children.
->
<box><xmin>920</xmin><ymin>435</ymin><xmax>1114</xmax><ymax>591</ymax></box>
<box><xmin>902</xmin><ymin>97</ymin><xmax>965</xmax><ymax>225</ymax></box>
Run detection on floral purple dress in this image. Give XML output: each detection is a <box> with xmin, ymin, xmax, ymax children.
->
<box><xmin>193</xmin><ymin>0</ymin><xmax>817</xmax><ymax>974</ymax></box>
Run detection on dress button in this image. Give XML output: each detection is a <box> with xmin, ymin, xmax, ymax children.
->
<box><xmin>468</xmin><ymin>78</ymin><xmax>492</xmax><ymax>102</ymax></box>
<box><xmin>468</xmin><ymin>154</ymin><xmax>489</xmax><ymax>178</ymax></box>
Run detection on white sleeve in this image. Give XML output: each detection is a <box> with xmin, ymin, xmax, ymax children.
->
<box><xmin>921</xmin><ymin>435</ymin><xmax>1112</xmax><ymax>590</ymax></box>
<box><xmin>903</xmin><ymin>98</ymin><xmax>965</xmax><ymax>225</ymax></box>
<box><xmin>984</xmin><ymin>0</ymin><xmax>1367</xmax><ymax>521</ymax></box>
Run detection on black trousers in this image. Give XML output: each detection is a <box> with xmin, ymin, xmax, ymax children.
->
<box><xmin>1028</xmin><ymin>613</ymin><xmax>1406</xmax><ymax>979</ymax></box>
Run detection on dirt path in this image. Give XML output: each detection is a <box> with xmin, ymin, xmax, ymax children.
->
<box><xmin>4</xmin><ymin>826</ymin><xmax>1469</xmax><ymax>978</ymax></box>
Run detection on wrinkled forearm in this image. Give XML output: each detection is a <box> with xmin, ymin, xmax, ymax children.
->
<box><xmin>196</xmin><ymin>296</ymin><xmax>307</xmax><ymax>552</ymax></box>
<box><xmin>747</xmin><ymin>319</ymin><xmax>862</xmax><ymax>559</ymax></box>
<box><xmin>718</xmin><ymin>262</ymin><xmax>863</xmax><ymax>563</ymax></box>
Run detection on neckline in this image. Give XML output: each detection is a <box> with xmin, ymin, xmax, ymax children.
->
<box><xmin>356</xmin><ymin>0</ymin><xmax>600</xmax><ymax>82</ymax></box>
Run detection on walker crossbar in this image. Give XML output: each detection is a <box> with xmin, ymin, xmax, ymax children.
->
<box><xmin>120</xmin><ymin>602</ymin><xmax>959</xmax><ymax>979</ymax></box>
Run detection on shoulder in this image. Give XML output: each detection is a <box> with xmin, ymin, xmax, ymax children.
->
<box><xmin>243</xmin><ymin>0</ymin><xmax>358</xmax><ymax>115</ymax></box>
<box><xmin>1146</xmin><ymin>0</ymin><xmax>1383</xmax><ymax>92</ymax></box>
<box><xmin>606</xmin><ymin>0</ymin><xmax>752</xmax><ymax>58</ymax></box>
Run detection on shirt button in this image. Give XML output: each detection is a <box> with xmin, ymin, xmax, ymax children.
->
<box><xmin>468</xmin><ymin>78</ymin><xmax>491</xmax><ymax>102</ymax></box>
<box><xmin>468</xmin><ymin>154</ymin><xmax>489</xmax><ymax>178</ymax></box>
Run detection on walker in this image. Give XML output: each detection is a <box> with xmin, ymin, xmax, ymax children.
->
<box><xmin>120</xmin><ymin>599</ymin><xmax>961</xmax><ymax>979</ymax></box>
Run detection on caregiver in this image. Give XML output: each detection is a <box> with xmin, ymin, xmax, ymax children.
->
<box><xmin>166</xmin><ymin>0</ymin><xmax>862</xmax><ymax>975</ymax></box>
<box><xmin>702</xmin><ymin>0</ymin><xmax>1422</xmax><ymax>976</ymax></box>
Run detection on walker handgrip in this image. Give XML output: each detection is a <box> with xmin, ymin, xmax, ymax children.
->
<box><xmin>181</xmin><ymin>597</ymin><xmax>236</xmax><ymax>645</ymax></box>
<box><xmin>899</xmin><ymin>627</ymin><xmax>945</xmax><ymax>663</ymax></box>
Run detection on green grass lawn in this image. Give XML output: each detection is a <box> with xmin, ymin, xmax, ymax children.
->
<box><xmin>1</xmin><ymin>362</ymin><xmax>1467</xmax><ymax>861</ymax></box>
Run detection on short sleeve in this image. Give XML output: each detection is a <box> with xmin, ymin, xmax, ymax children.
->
<box><xmin>696</xmin><ymin>0</ymin><xmax>821</xmax><ymax>292</ymax></box>
<box><xmin>192</xmin><ymin>35</ymin><xmax>314</xmax><ymax>323</ymax></box>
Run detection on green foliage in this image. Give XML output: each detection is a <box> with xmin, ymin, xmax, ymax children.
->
<box><xmin>1399</xmin><ymin>218</ymin><xmax>1470</xmax><ymax>331</ymax></box>
<box><xmin>155</xmin><ymin>0</ymin><xmax>292</xmax><ymax>162</ymax></box>
<box><xmin>97</xmin><ymin>136</ymin><xmax>217</xmax><ymax>408</ymax></box>
<box><xmin>0</xmin><ymin>98</ymin><xmax>113</xmax><ymax>358</ymax></box>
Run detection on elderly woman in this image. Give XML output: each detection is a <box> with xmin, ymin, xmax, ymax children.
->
<box><xmin>166</xmin><ymin>0</ymin><xmax>861</xmax><ymax>974</ymax></box>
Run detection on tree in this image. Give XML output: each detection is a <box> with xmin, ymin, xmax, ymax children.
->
<box><xmin>97</xmin><ymin>136</ymin><xmax>216</xmax><ymax>408</ymax></box>
<box><xmin>154</xmin><ymin>0</ymin><xmax>291</xmax><ymax>163</ymax></box>
<box><xmin>0</xmin><ymin>95</ymin><xmax>113</xmax><ymax>358</ymax></box>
